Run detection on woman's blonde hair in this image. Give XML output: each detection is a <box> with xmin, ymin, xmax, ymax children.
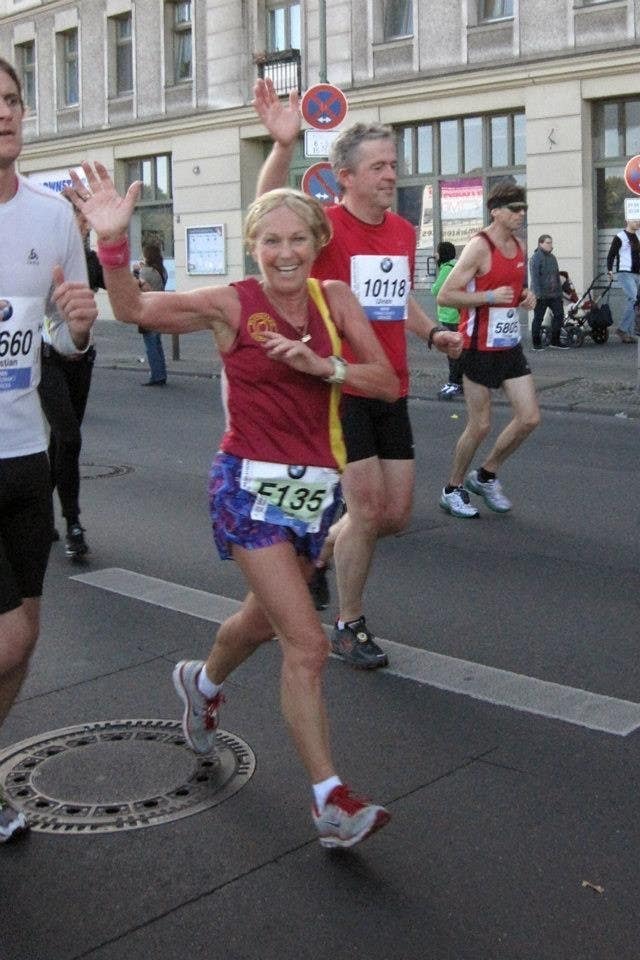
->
<box><xmin>244</xmin><ymin>188</ymin><xmax>332</xmax><ymax>253</ymax></box>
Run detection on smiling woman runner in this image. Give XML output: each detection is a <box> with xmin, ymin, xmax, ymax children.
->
<box><xmin>70</xmin><ymin>161</ymin><xmax>399</xmax><ymax>849</ymax></box>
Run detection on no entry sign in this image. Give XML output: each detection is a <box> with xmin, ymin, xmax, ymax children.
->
<box><xmin>301</xmin><ymin>84</ymin><xmax>348</xmax><ymax>131</ymax></box>
<box><xmin>301</xmin><ymin>162</ymin><xmax>340</xmax><ymax>206</ymax></box>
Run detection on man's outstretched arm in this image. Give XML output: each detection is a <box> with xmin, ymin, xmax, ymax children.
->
<box><xmin>253</xmin><ymin>77</ymin><xmax>302</xmax><ymax>196</ymax></box>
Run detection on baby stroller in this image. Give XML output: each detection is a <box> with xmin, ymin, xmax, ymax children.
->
<box><xmin>541</xmin><ymin>273</ymin><xmax>613</xmax><ymax>348</ymax></box>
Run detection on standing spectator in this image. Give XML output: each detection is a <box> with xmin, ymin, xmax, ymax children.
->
<box><xmin>136</xmin><ymin>243</ymin><xmax>168</xmax><ymax>385</ymax></box>
<box><xmin>529</xmin><ymin>234</ymin><xmax>568</xmax><ymax>350</ymax></box>
<box><xmin>432</xmin><ymin>241</ymin><xmax>464</xmax><ymax>398</ymax></box>
<box><xmin>38</xmin><ymin>191</ymin><xmax>105</xmax><ymax>559</ymax></box>
<box><xmin>0</xmin><ymin>58</ymin><xmax>97</xmax><ymax>841</ymax></box>
<box><xmin>606</xmin><ymin>219</ymin><xmax>640</xmax><ymax>343</ymax></box>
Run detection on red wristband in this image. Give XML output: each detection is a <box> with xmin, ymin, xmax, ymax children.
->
<box><xmin>97</xmin><ymin>236</ymin><xmax>130</xmax><ymax>270</ymax></box>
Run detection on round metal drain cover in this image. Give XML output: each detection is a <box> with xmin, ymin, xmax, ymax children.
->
<box><xmin>0</xmin><ymin>719</ymin><xmax>255</xmax><ymax>835</ymax></box>
<box><xmin>80</xmin><ymin>462</ymin><xmax>133</xmax><ymax>480</ymax></box>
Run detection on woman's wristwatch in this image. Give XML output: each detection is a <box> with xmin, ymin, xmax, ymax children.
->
<box><xmin>323</xmin><ymin>355</ymin><xmax>347</xmax><ymax>383</ymax></box>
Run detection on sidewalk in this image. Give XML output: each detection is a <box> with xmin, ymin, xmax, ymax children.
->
<box><xmin>93</xmin><ymin>316</ymin><xmax>640</xmax><ymax>419</ymax></box>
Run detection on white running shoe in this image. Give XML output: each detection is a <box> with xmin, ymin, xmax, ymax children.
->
<box><xmin>312</xmin><ymin>785</ymin><xmax>391</xmax><ymax>849</ymax></box>
<box><xmin>0</xmin><ymin>791</ymin><xmax>28</xmax><ymax>843</ymax></box>
<box><xmin>439</xmin><ymin>486</ymin><xmax>479</xmax><ymax>518</ymax></box>
<box><xmin>172</xmin><ymin>660</ymin><xmax>224</xmax><ymax>755</ymax></box>
<box><xmin>466</xmin><ymin>470</ymin><xmax>512</xmax><ymax>513</ymax></box>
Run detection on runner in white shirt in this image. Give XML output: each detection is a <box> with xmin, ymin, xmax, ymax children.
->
<box><xmin>0</xmin><ymin>58</ymin><xmax>98</xmax><ymax>843</ymax></box>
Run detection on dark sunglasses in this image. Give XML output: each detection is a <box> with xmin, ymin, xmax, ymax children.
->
<box><xmin>504</xmin><ymin>202</ymin><xmax>528</xmax><ymax>212</ymax></box>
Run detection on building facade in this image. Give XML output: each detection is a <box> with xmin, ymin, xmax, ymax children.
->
<box><xmin>1</xmin><ymin>0</ymin><xmax>639</xmax><ymax>305</ymax></box>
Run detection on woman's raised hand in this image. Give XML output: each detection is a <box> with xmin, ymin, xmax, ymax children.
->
<box><xmin>68</xmin><ymin>161</ymin><xmax>141</xmax><ymax>242</ymax></box>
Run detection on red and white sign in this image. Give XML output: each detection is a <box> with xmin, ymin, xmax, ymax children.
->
<box><xmin>301</xmin><ymin>84</ymin><xmax>348</xmax><ymax>131</ymax></box>
<box><xmin>624</xmin><ymin>155</ymin><xmax>640</xmax><ymax>196</ymax></box>
<box><xmin>301</xmin><ymin>162</ymin><xmax>340</xmax><ymax>206</ymax></box>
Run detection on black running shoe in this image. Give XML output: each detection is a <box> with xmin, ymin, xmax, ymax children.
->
<box><xmin>331</xmin><ymin>618</ymin><xmax>388</xmax><ymax>669</ymax></box>
<box><xmin>309</xmin><ymin>566</ymin><xmax>330</xmax><ymax>610</ymax></box>
<box><xmin>65</xmin><ymin>524</ymin><xmax>89</xmax><ymax>559</ymax></box>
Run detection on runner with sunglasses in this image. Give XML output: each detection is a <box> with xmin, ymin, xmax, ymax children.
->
<box><xmin>436</xmin><ymin>182</ymin><xmax>539</xmax><ymax>519</ymax></box>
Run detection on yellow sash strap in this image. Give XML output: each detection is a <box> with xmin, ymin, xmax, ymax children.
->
<box><xmin>306</xmin><ymin>278</ymin><xmax>346</xmax><ymax>472</ymax></box>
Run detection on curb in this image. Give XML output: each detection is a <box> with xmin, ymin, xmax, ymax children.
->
<box><xmin>96</xmin><ymin>360</ymin><xmax>640</xmax><ymax>420</ymax></box>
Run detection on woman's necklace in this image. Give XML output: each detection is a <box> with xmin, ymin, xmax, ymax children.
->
<box><xmin>263</xmin><ymin>285</ymin><xmax>312</xmax><ymax>342</ymax></box>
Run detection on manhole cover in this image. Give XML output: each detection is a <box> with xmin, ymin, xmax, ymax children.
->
<box><xmin>79</xmin><ymin>462</ymin><xmax>133</xmax><ymax>480</ymax></box>
<box><xmin>0</xmin><ymin>719</ymin><xmax>255</xmax><ymax>835</ymax></box>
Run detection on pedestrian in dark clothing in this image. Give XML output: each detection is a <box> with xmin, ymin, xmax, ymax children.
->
<box><xmin>38</xmin><ymin>191</ymin><xmax>104</xmax><ymax>558</ymax></box>
<box><xmin>529</xmin><ymin>234</ymin><xmax>567</xmax><ymax>350</ymax></box>
<box><xmin>135</xmin><ymin>243</ymin><xmax>168</xmax><ymax>385</ymax></box>
<box><xmin>432</xmin><ymin>241</ymin><xmax>464</xmax><ymax>398</ymax></box>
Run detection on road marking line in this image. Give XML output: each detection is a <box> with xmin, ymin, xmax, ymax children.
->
<box><xmin>73</xmin><ymin>567</ymin><xmax>640</xmax><ymax>736</ymax></box>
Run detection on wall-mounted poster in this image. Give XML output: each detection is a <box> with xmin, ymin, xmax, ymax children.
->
<box><xmin>441</xmin><ymin>178</ymin><xmax>484</xmax><ymax>246</ymax></box>
<box><xmin>186</xmin><ymin>225</ymin><xmax>226</xmax><ymax>276</ymax></box>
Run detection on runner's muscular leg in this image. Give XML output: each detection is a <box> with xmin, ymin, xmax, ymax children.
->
<box><xmin>334</xmin><ymin>456</ymin><xmax>414</xmax><ymax>622</ymax></box>
<box><xmin>0</xmin><ymin>598</ymin><xmax>40</xmax><ymax>726</ymax></box>
<box><xmin>207</xmin><ymin>543</ymin><xmax>335</xmax><ymax>783</ymax></box>
<box><xmin>482</xmin><ymin>374</ymin><xmax>540</xmax><ymax>473</ymax></box>
<box><xmin>203</xmin><ymin>590</ymin><xmax>275</xmax><ymax>686</ymax></box>
<box><xmin>449</xmin><ymin>376</ymin><xmax>492</xmax><ymax>486</ymax></box>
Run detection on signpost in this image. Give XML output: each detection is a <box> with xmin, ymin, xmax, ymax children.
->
<box><xmin>300</xmin><ymin>83</ymin><xmax>347</xmax><ymax>205</ymax></box>
<box><xmin>301</xmin><ymin>162</ymin><xmax>340</xmax><ymax>206</ymax></box>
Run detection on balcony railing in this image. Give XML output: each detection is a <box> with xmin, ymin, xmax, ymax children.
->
<box><xmin>255</xmin><ymin>48</ymin><xmax>301</xmax><ymax>96</ymax></box>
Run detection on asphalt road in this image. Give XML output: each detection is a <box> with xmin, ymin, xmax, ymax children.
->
<box><xmin>1</xmin><ymin>365</ymin><xmax>639</xmax><ymax>960</ymax></box>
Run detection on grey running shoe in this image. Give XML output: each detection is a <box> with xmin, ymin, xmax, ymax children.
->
<box><xmin>466</xmin><ymin>470</ymin><xmax>512</xmax><ymax>513</ymax></box>
<box><xmin>308</xmin><ymin>566</ymin><xmax>330</xmax><ymax>610</ymax></box>
<box><xmin>331</xmin><ymin>618</ymin><xmax>388</xmax><ymax>669</ymax></box>
<box><xmin>172</xmin><ymin>660</ymin><xmax>224</xmax><ymax>755</ymax></box>
<box><xmin>313</xmin><ymin>784</ymin><xmax>391</xmax><ymax>849</ymax></box>
<box><xmin>439</xmin><ymin>486</ymin><xmax>479</xmax><ymax>518</ymax></box>
<box><xmin>65</xmin><ymin>524</ymin><xmax>88</xmax><ymax>559</ymax></box>
<box><xmin>0</xmin><ymin>790</ymin><xmax>28</xmax><ymax>843</ymax></box>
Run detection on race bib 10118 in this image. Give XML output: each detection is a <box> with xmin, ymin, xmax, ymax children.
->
<box><xmin>350</xmin><ymin>255</ymin><xmax>410</xmax><ymax>322</ymax></box>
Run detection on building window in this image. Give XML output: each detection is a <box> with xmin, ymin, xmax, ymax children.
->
<box><xmin>124</xmin><ymin>154</ymin><xmax>174</xmax><ymax>258</ymax></box>
<box><xmin>113</xmin><ymin>14</ymin><xmax>133</xmax><ymax>95</ymax></box>
<box><xmin>479</xmin><ymin>0</ymin><xmax>514</xmax><ymax>21</ymax></box>
<box><xmin>383</xmin><ymin>0</ymin><xmax>413</xmax><ymax>40</ymax></box>
<box><xmin>172</xmin><ymin>1</ymin><xmax>192</xmax><ymax>81</ymax></box>
<box><xmin>395</xmin><ymin>110</ymin><xmax>525</xmax><ymax>254</ymax></box>
<box><xmin>593</xmin><ymin>98</ymin><xmax>640</xmax><ymax>272</ymax></box>
<box><xmin>15</xmin><ymin>40</ymin><xmax>35</xmax><ymax>112</ymax></box>
<box><xmin>267</xmin><ymin>2</ymin><xmax>300</xmax><ymax>52</ymax></box>
<box><xmin>59</xmin><ymin>28</ymin><xmax>79</xmax><ymax>107</ymax></box>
